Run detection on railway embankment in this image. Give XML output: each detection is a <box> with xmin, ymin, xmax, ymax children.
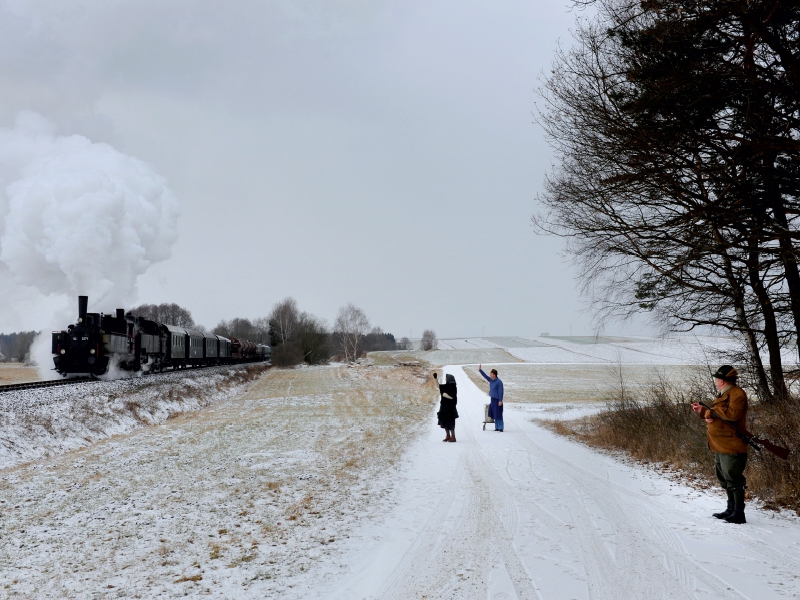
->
<box><xmin>0</xmin><ymin>364</ymin><xmax>435</xmax><ymax>598</ymax></box>
<box><xmin>0</xmin><ymin>364</ymin><xmax>268</xmax><ymax>470</ymax></box>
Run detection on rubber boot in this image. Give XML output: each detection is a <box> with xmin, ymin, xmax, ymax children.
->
<box><xmin>713</xmin><ymin>490</ymin><xmax>735</xmax><ymax>519</ymax></box>
<box><xmin>724</xmin><ymin>489</ymin><xmax>746</xmax><ymax>524</ymax></box>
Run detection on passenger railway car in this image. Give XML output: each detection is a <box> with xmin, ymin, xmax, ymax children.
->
<box><xmin>52</xmin><ymin>296</ymin><xmax>270</xmax><ymax>377</ymax></box>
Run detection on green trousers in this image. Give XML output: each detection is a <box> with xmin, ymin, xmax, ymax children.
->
<box><xmin>715</xmin><ymin>452</ymin><xmax>747</xmax><ymax>491</ymax></box>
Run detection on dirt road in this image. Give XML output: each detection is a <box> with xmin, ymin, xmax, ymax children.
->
<box><xmin>322</xmin><ymin>365</ymin><xmax>800</xmax><ymax>600</ymax></box>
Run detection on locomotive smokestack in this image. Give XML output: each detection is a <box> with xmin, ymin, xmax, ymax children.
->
<box><xmin>116</xmin><ymin>308</ymin><xmax>125</xmax><ymax>319</ymax></box>
<box><xmin>78</xmin><ymin>296</ymin><xmax>88</xmax><ymax>321</ymax></box>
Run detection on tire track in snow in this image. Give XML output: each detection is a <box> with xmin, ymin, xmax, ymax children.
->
<box><xmin>329</xmin><ymin>365</ymin><xmax>799</xmax><ymax>600</ymax></box>
<box><xmin>495</xmin><ymin>395</ymin><xmax>754</xmax><ymax>599</ymax></box>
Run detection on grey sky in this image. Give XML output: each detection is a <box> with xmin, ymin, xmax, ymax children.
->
<box><xmin>0</xmin><ymin>0</ymin><xmax>623</xmax><ymax>338</ymax></box>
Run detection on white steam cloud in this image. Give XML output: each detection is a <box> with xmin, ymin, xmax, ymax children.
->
<box><xmin>0</xmin><ymin>111</ymin><xmax>179</xmax><ymax>309</ymax></box>
<box><xmin>0</xmin><ymin>111</ymin><xmax>180</xmax><ymax>374</ymax></box>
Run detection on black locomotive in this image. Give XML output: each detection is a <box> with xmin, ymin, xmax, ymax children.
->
<box><xmin>52</xmin><ymin>296</ymin><xmax>270</xmax><ymax>377</ymax></box>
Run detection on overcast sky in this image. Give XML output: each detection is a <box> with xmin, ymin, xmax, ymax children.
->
<box><xmin>0</xmin><ymin>0</ymin><xmax>641</xmax><ymax>339</ymax></box>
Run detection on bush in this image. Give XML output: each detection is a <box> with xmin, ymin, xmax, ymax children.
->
<box><xmin>420</xmin><ymin>329</ymin><xmax>438</xmax><ymax>351</ymax></box>
<box><xmin>271</xmin><ymin>343</ymin><xmax>304</xmax><ymax>367</ymax></box>
<box><xmin>296</xmin><ymin>314</ymin><xmax>330</xmax><ymax>364</ymax></box>
<box><xmin>0</xmin><ymin>331</ymin><xmax>38</xmax><ymax>363</ymax></box>
<box><xmin>558</xmin><ymin>371</ymin><xmax>800</xmax><ymax>512</ymax></box>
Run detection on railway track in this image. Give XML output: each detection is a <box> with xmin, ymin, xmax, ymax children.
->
<box><xmin>0</xmin><ymin>377</ymin><xmax>95</xmax><ymax>394</ymax></box>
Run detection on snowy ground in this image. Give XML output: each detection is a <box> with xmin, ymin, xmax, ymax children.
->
<box><xmin>435</xmin><ymin>335</ymin><xmax>796</xmax><ymax>367</ymax></box>
<box><xmin>0</xmin><ymin>364</ymin><xmax>434</xmax><ymax>598</ymax></box>
<box><xmin>0</xmin><ymin>364</ymin><xmax>267</xmax><ymax>470</ymax></box>
<box><xmin>315</xmin><ymin>366</ymin><xmax>800</xmax><ymax>599</ymax></box>
<box><xmin>464</xmin><ymin>363</ymin><xmax>705</xmax><ymax>404</ymax></box>
<box><xmin>3</xmin><ymin>355</ymin><xmax>799</xmax><ymax>599</ymax></box>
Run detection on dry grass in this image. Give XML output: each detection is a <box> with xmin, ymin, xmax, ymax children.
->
<box><xmin>368</xmin><ymin>351</ymin><xmax>431</xmax><ymax>366</ymax></box>
<box><xmin>547</xmin><ymin>372</ymin><xmax>800</xmax><ymax>512</ymax></box>
<box><xmin>0</xmin><ymin>363</ymin><xmax>39</xmax><ymax>385</ymax></box>
<box><xmin>0</xmin><ymin>363</ymin><xmax>439</xmax><ymax>597</ymax></box>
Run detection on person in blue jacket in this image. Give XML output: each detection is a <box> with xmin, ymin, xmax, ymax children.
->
<box><xmin>479</xmin><ymin>364</ymin><xmax>504</xmax><ymax>431</ymax></box>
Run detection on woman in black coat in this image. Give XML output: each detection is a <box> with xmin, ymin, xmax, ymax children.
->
<box><xmin>433</xmin><ymin>372</ymin><xmax>458</xmax><ymax>442</ymax></box>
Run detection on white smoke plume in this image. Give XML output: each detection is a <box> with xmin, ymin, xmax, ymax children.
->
<box><xmin>0</xmin><ymin>111</ymin><xmax>180</xmax><ymax>376</ymax></box>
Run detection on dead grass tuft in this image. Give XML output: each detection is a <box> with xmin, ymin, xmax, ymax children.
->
<box><xmin>174</xmin><ymin>574</ymin><xmax>202</xmax><ymax>583</ymax></box>
<box><xmin>553</xmin><ymin>371</ymin><xmax>800</xmax><ymax>511</ymax></box>
<box><xmin>209</xmin><ymin>543</ymin><xmax>222</xmax><ymax>559</ymax></box>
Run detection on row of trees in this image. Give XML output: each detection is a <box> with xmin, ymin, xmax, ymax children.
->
<box><xmin>536</xmin><ymin>0</ymin><xmax>800</xmax><ymax>402</ymax></box>
<box><xmin>1</xmin><ymin>302</ymin><xmax>431</xmax><ymax>366</ymax></box>
<box><xmin>124</xmin><ymin>299</ymin><xmax>431</xmax><ymax>365</ymax></box>
<box><xmin>270</xmin><ymin>299</ymin><xmax>400</xmax><ymax>364</ymax></box>
<box><xmin>128</xmin><ymin>303</ymin><xmax>196</xmax><ymax>328</ymax></box>
<box><xmin>0</xmin><ymin>331</ymin><xmax>37</xmax><ymax>362</ymax></box>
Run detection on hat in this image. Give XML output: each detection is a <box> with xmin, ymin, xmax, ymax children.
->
<box><xmin>713</xmin><ymin>365</ymin><xmax>738</xmax><ymax>383</ymax></box>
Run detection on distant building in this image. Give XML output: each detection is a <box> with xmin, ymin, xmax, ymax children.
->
<box><xmin>541</xmin><ymin>333</ymin><xmax>550</xmax><ymax>337</ymax></box>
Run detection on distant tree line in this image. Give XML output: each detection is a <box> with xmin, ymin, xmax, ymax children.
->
<box><xmin>129</xmin><ymin>303</ymin><xmax>196</xmax><ymax>328</ymax></box>
<box><xmin>270</xmin><ymin>298</ymin><xmax>398</xmax><ymax>365</ymax></box>
<box><xmin>133</xmin><ymin>297</ymin><xmax>411</xmax><ymax>366</ymax></box>
<box><xmin>0</xmin><ymin>331</ymin><xmax>37</xmax><ymax>363</ymax></box>
<box><xmin>212</xmin><ymin>318</ymin><xmax>271</xmax><ymax>345</ymax></box>
<box><xmin>2</xmin><ymin>300</ymin><xmax>430</xmax><ymax>367</ymax></box>
<box><xmin>536</xmin><ymin>0</ymin><xmax>800</xmax><ymax>402</ymax></box>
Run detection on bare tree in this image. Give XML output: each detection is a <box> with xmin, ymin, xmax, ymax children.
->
<box><xmin>213</xmin><ymin>317</ymin><xmax>256</xmax><ymax>339</ymax></box>
<box><xmin>268</xmin><ymin>297</ymin><xmax>300</xmax><ymax>347</ymax></box>
<box><xmin>534</xmin><ymin>0</ymin><xmax>800</xmax><ymax>401</ymax></box>
<box><xmin>129</xmin><ymin>303</ymin><xmax>195</xmax><ymax>328</ymax></box>
<box><xmin>0</xmin><ymin>331</ymin><xmax>37</xmax><ymax>362</ymax></box>
<box><xmin>296</xmin><ymin>312</ymin><xmax>330</xmax><ymax>364</ymax></box>
<box><xmin>421</xmin><ymin>329</ymin><xmax>438</xmax><ymax>351</ymax></box>
<box><xmin>397</xmin><ymin>336</ymin><xmax>413</xmax><ymax>351</ymax></box>
<box><xmin>334</xmin><ymin>303</ymin><xmax>370</xmax><ymax>362</ymax></box>
<box><xmin>251</xmin><ymin>317</ymin><xmax>272</xmax><ymax>345</ymax></box>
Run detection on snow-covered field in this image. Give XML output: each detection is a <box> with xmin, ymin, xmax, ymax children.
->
<box><xmin>0</xmin><ymin>364</ymin><xmax>434</xmax><ymax>598</ymax></box>
<box><xmin>2</xmin><ymin>352</ymin><xmax>799</xmax><ymax>599</ymax></box>
<box><xmin>436</xmin><ymin>335</ymin><xmax>794</xmax><ymax>367</ymax></box>
<box><xmin>465</xmin><ymin>363</ymin><xmax>706</xmax><ymax>403</ymax></box>
<box><xmin>0</xmin><ymin>364</ymin><xmax>267</xmax><ymax>470</ymax></box>
<box><xmin>390</xmin><ymin>335</ymin><xmax>750</xmax><ymax>369</ymax></box>
<box><xmin>419</xmin><ymin>348</ymin><xmax>521</xmax><ymax>366</ymax></box>
<box><xmin>314</xmin><ymin>366</ymin><xmax>800</xmax><ymax>599</ymax></box>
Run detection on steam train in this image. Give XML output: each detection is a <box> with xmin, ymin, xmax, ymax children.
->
<box><xmin>51</xmin><ymin>296</ymin><xmax>270</xmax><ymax>377</ymax></box>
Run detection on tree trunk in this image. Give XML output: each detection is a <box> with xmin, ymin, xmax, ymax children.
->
<box><xmin>747</xmin><ymin>246</ymin><xmax>788</xmax><ymax>401</ymax></box>
<box><xmin>713</xmin><ymin>228</ymin><xmax>773</xmax><ymax>401</ymax></box>
<box><xmin>770</xmin><ymin>200</ymin><xmax>800</xmax><ymax>364</ymax></box>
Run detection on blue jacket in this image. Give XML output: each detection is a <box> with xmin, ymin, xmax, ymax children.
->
<box><xmin>479</xmin><ymin>369</ymin><xmax>503</xmax><ymax>400</ymax></box>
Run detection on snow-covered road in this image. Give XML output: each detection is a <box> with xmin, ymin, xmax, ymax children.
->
<box><xmin>320</xmin><ymin>365</ymin><xmax>800</xmax><ymax>600</ymax></box>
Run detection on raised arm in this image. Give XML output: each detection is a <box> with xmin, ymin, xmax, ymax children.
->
<box><xmin>478</xmin><ymin>368</ymin><xmax>491</xmax><ymax>382</ymax></box>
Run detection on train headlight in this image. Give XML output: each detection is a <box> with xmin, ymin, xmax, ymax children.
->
<box><xmin>60</xmin><ymin>349</ymin><xmax>66</xmax><ymax>354</ymax></box>
<box><xmin>90</xmin><ymin>349</ymin><xmax>96</xmax><ymax>354</ymax></box>
<box><xmin>77</xmin><ymin>318</ymin><xmax>83</xmax><ymax>323</ymax></box>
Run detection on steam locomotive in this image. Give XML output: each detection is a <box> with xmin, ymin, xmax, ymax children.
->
<box><xmin>51</xmin><ymin>296</ymin><xmax>270</xmax><ymax>377</ymax></box>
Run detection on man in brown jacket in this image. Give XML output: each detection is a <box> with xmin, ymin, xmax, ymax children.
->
<box><xmin>691</xmin><ymin>365</ymin><xmax>749</xmax><ymax>524</ymax></box>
